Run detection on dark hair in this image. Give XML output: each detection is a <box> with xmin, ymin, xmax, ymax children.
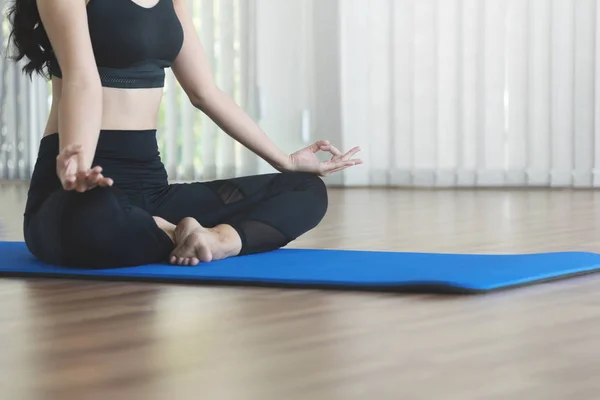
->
<box><xmin>5</xmin><ymin>0</ymin><xmax>52</xmax><ymax>78</ymax></box>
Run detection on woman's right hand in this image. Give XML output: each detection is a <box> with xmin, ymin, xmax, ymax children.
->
<box><xmin>56</xmin><ymin>144</ymin><xmax>113</xmax><ymax>192</ymax></box>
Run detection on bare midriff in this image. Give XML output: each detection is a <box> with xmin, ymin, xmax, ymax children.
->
<box><xmin>43</xmin><ymin>76</ymin><xmax>165</xmax><ymax>136</ymax></box>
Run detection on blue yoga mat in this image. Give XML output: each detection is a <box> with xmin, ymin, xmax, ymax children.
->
<box><xmin>0</xmin><ymin>241</ymin><xmax>599</xmax><ymax>293</ymax></box>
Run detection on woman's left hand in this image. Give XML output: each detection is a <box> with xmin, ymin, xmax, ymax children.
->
<box><xmin>285</xmin><ymin>140</ymin><xmax>363</xmax><ymax>176</ymax></box>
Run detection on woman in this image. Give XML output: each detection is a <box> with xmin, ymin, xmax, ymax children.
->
<box><xmin>6</xmin><ymin>0</ymin><xmax>362</xmax><ymax>268</ymax></box>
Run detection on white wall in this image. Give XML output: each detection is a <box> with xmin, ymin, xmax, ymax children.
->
<box><xmin>254</xmin><ymin>0</ymin><xmax>347</xmax><ymax>185</ymax></box>
<box><xmin>254</xmin><ymin>0</ymin><xmax>315</xmax><ymax>175</ymax></box>
<box><xmin>311</xmin><ymin>0</ymin><xmax>344</xmax><ymax>186</ymax></box>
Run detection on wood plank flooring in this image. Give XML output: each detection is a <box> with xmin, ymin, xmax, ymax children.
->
<box><xmin>1</xmin><ymin>181</ymin><xmax>600</xmax><ymax>400</ymax></box>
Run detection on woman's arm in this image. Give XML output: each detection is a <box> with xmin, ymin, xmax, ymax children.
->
<box><xmin>170</xmin><ymin>0</ymin><xmax>292</xmax><ymax>172</ymax></box>
<box><xmin>38</xmin><ymin>0</ymin><xmax>103</xmax><ymax>170</ymax></box>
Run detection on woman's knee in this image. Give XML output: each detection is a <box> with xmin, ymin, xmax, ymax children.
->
<box><xmin>281</xmin><ymin>172</ymin><xmax>329</xmax><ymax>218</ymax></box>
<box><xmin>62</xmin><ymin>187</ymin><xmax>125</xmax><ymax>232</ymax></box>
<box><xmin>59</xmin><ymin>188</ymin><xmax>172</xmax><ymax>268</ymax></box>
<box><xmin>305</xmin><ymin>174</ymin><xmax>328</xmax><ymax>217</ymax></box>
<box><xmin>299</xmin><ymin>171</ymin><xmax>328</xmax><ymax>196</ymax></box>
<box><xmin>59</xmin><ymin>188</ymin><xmax>132</xmax><ymax>267</ymax></box>
<box><xmin>23</xmin><ymin>187</ymin><xmax>125</xmax><ymax>267</ymax></box>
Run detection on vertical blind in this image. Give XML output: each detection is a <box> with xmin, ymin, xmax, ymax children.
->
<box><xmin>0</xmin><ymin>0</ymin><xmax>258</xmax><ymax>181</ymax></box>
<box><xmin>340</xmin><ymin>0</ymin><xmax>600</xmax><ymax>187</ymax></box>
<box><xmin>5</xmin><ymin>0</ymin><xmax>600</xmax><ymax>188</ymax></box>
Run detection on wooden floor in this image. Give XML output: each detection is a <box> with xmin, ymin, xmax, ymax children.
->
<box><xmin>1</xmin><ymin>181</ymin><xmax>600</xmax><ymax>400</ymax></box>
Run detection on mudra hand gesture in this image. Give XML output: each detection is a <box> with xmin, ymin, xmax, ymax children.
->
<box><xmin>56</xmin><ymin>144</ymin><xmax>113</xmax><ymax>192</ymax></box>
<box><xmin>287</xmin><ymin>140</ymin><xmax>363</xmax><ymax>176</ymax></box>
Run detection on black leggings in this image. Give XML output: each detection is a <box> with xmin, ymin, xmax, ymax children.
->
<box><xmin>23</xmin><ymin>130</ymin><xmax>328</xmax><ymax>268</ymax></box>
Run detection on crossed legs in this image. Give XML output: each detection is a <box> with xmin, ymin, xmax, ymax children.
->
<box><xmin>151</xmin><ymin>172</ymin><xmax>329</xmax><ymax>265</ymax></box>
<box><xmin>24</xmin><ymin>172</ymin><xmax>328</xmax><ymax>268</ymax></box>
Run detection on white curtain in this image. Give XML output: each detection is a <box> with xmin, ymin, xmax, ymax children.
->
<box><xmin>0</xmin><ymin>0</ymin><xmax>258</xmax><ymax>181</ymax></box>
<box><xmin>1</xmin><ymin>0</ymin><xmax>48</xmax><ymax>181</ymax></box>
<box><xmin>339</xmin><ymin>0</ymin><xmax>600</xmax><ymax>188</ymax></box>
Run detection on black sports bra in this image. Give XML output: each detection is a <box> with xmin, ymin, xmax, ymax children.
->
<box><xmin>48</xmin><ymin>0</ymin><xmax>184</xmax><ymax>89</ymax></box>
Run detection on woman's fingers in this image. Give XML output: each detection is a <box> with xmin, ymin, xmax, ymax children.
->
<box><xmin>88</xmin><ymin>174</ymin><xmax>113</xmax><ymax>188</ymax></box>
<box><xmin>63</xmin><ymin>175</ymin><xmax>77</xmax><ymax>191</ymax></box>
<box><xmin>309</xmin><ymin>140</ymin><xmax>330</xmax><ymax>153</ymax></box>
<box><xmin>325</xmin><ymin>166</ymin><xmax>350</xmax><ymax>175</ymax></box>
<box><xmin>104</xmin><ymin>177</ymin><xmax>114</xmax><ymax>186</ymax></box>
<box><xmin>342</xmin><ymin>146</ymin><xmax>361</xmax><ymax>161</ymax></box>
<box><xmin>86</xmin><ymin>167</ymin><xmax>103</xmax><ymax>185</ymax></box>
<box><xmin>71</xmin><ymin>167</ymin><xmax>113</xmax><ymax>191</ymax></box>
<box><xmin>88</xmin><ymin>167</ymin><xmax>113</xmax><ymax>187</ymax></box>
<box><xmin>320</xmin><ymin>143</ymin><xmax>343</xmax><ymax>157</ymax></box>
<box><xmin>57</xmin><ymin>145</ymin><xmax>82</xmax><ymax>190</ymax></box>
<box><xmin>58</xmin><ymin>156</ymin><xmax>113</xmax><ymax>192</ymax></box>
<box><xmin>315</xmin><ymin>141</ymin><xmax>349</xmax><ymax>162</ymax></box>
<box><xmin>320</xmin><ymin>155</ymin><xmax>364</xmax><ymax>176</ymax></box>
<box><xmin>97</xmin><ymin>177</ymin><xmax>114</xmax><ymax>187</ymax></box>
<box><xmin>318</xmin><ymin>142</ymin><xmax>360</xmax><ymax>161</ymax></box>
<box><xmin>75</xmin><ymin>168</ymin><xmax>94</xmax><ymax>192</ymax></box>
<box><xmin>321</xmin><ymin>159</ymin><xmax>357</xmax><ymax>175</ymax></box>
<box><xmin>75</xmin><ymin>173</ymin><xmax>88</xmax><ymax>192</ymax></box>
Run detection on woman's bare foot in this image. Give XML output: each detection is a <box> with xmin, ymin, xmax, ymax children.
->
<box><xmin>170</xmin><ymin>217</ymin><xmax>242</xmax><ymax>266</ymax></box>
<box><xmin>153</xmin><ymin>216</ymin><xmax>176</xmax><ymax>243</ymax></box>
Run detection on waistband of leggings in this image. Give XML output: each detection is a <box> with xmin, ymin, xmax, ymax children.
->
<box><xmin>39</xmin><ymin>130</ymin><xmax>161</xmax><ymax>161</ymax></box>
